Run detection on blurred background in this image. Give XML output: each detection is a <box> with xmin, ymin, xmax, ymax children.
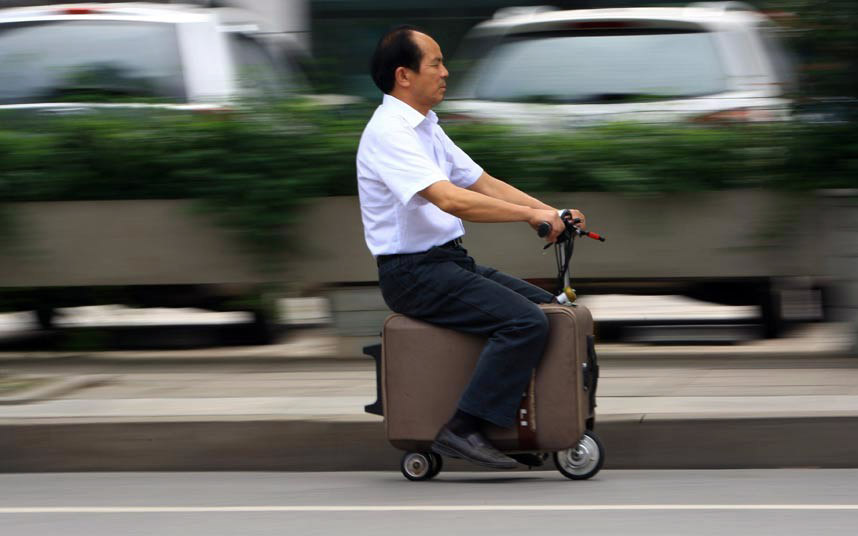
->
<box><xmin>0</xmin><ymin>0</ymin><xmax>855</xmax><ymax>352</ymax></box>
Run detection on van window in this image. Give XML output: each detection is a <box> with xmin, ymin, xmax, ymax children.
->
<box><xmin>460</xmin><ymin>30</ymin><xmax>727</xmax><ymax>103</ymax></box>
<box><xmin>758</xmin><ymin>23</ymin><xmax>797</xmax><ymax>92</ymax></box>
<box><xmin>0</xmin><ymin>21</ymin><xmax>185</xmax><ymax>104</ymax></box>
<box><xmin>226</xmin><ymin>33</ymin><xmax>310</xmax><ymax>97</ymax></box>
<box><xmin>717</xmin><ymin>30</ymin><xmax>763</xmax><ymax>78</ymax></box>
<box><xmin>228</xmin><ymin>34</ymin><xmax>285</xmax><ymax>95</ymax></box>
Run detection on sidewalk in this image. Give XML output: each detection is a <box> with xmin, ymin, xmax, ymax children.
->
<box><xmin>0</xmin><ymin>322</ymin><xmax>856</xmax><ymax>472</ymax></box>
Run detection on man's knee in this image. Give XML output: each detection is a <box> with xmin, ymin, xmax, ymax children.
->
<box><xmin>520</xmin><ymin>306</ymin><xmax>550</xmax><ymax>343</ymax></box>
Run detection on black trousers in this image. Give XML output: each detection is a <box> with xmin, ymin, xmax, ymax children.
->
<box><xmin>377</xmin><ymin>243</ymin><xmax>554</xmax><ymax>428</ymax></box>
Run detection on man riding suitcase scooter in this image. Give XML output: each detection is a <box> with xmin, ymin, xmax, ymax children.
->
<box><xmin>356</xmin><ymin>25</ymin><xmax>587</xmax><ymax>470</ymax></box>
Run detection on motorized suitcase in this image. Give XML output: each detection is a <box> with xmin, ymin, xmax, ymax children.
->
<box><xmin>374</xmin><ymin>302</ymin><xmax>603</xmax><ymax>481</ymax></box>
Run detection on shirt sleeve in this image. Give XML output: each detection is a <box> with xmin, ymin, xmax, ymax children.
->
<box><xmin>365</xmin><ymin>123</ymin><xmax>451</xmax><ymax>207</ymax></box>
<box><xmin>440</xmin><ymin>130</ymin><xmax>483</xmax><ymax>188</ymax></box>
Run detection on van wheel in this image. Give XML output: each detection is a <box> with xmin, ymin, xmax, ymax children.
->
<box><xmin>34</xmin><ymin>307</ymin><xmax>56</xmax><ymax>330</ymax></box>
<box><xmin>249</xmin><ymin>309</ymin><xmax>276</xmax><ymax>344</ymax></box>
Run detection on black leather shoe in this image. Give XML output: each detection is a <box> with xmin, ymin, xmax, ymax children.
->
<box><xmin>431</xmin><ymin>426</ymin><xmax>518</xmax><ymax>470</ymax></box>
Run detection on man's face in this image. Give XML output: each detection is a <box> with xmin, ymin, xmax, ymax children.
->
<box><xmin>407</xmin><ymin>32</ymin><xmax>449</xmax><ymax>110</ymax></box>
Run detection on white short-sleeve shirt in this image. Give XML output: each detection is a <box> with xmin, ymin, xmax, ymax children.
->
<box><xmin>356</xmin><ymin>94</ymin><xmax>483</xmax><ymax>256</ymax></box>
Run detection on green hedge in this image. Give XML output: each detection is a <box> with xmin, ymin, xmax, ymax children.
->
<box><xmin>1</xmin><ymin>100</ymin><xmax>856</xmax><ymax>263</ymax></box>
<box><xmin>0</xmin><ymin>100</ymin><xmax>366</xmax><ymax>268</ymax></box>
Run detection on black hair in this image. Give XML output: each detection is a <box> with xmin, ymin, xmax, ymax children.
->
<box><xmin>370</xmin><ymin>25</ymin><xmax>425</xmax><ymax>94</ymax></box>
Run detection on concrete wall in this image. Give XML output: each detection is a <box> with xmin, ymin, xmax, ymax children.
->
<box><xmin>291</xmin><ymin>191</ymin><xmax>821</xmax><ymax>285</ymax></box>
<box><xmin>0</xmin><ymin>191</ymin><xmax>826</xmax><ymax>288</ymax></box>
<box><xmin>0</xmin><ymin>200</ymin><xmax>263</xmax><ymax>287</ymax></box>
<box><xmin>820</xmin><ymin>190</ymin><xmax>858</xmax><ymax>349</ymax></box>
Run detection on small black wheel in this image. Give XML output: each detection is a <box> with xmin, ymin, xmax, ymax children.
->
<box><xmin>400</xmin><ymin>452</ymin><xmax>435</xmax><ymax>481</ymax></box>
<box><xmin>554</xmin><ymin>430</ymin><xmax>605</xmax><ymax>480</ymax></box>
<box><xmin>427</xmin><ymin>452</ymin><xmax>443</xmax><ymax>478</ymax></box>
<box><xmin>34</xmin><ymin>307</ymin><xmax>56</xmax><ymax>330</ymax></box>
<box><xmin>249</xmin><ymin>309</ymin><xmax>276</xmax><ymax>345</ymax></box>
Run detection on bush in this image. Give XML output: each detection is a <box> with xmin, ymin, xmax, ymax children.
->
<box><xmin>0</xmin><ymin>100</ymin><xmax>367</xmax><ymax>269</ymax></box>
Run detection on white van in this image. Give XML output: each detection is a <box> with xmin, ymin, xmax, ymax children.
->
<box><xmin>0</xmin><ymin>2</ymin><xmax>308</xmax><ymax>112</ymax></box>
<box><xmin>443</xmin><ymin>2</ymin><xmax>796</xmax><ymax>127</ymax></box>
<box><xmin>0</xmin><ymin>3</ymin><xmax>314</xmax><ymax>340</ymax></box>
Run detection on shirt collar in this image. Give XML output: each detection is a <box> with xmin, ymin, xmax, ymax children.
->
<box><xmin>382</xmin><ymin>94</ymin><xmax>438</xmax><ymax>128</ymax></box>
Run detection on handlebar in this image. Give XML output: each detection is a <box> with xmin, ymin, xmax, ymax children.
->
<box><xmin>538</xmin><ymin>211</ymin><xmax>604</xmax><ymax>305</ymax></box>
<box><xmin>537</xmin><ymin>215</ymin><xmax>606</xmax><ymax>242</ymax></box>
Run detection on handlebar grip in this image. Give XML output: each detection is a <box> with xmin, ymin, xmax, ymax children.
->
<box><xmin>583</xmin><ymin>231</ymin><xmax>606</xmax><ymax>242</ymax></box>
<box><xmin>537</xmin><ymin>221</ymin><xmax>551</xmax><ymax>237</ymax></box>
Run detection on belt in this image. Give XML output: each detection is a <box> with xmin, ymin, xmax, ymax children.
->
<box><xmin>377</xmin><ymin>237</ymin><xmax>463</xmax><ymax>266</ymax></box>
<box><xmin>438</xmin><ymin>237</ymin><xmax>463</xmax><ymax>249</ymax></box>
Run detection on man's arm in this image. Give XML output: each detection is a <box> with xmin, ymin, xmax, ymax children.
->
<box><xmin>467</xmin><ymin>172</ymin><xmax>554</xmax><ymax>211</ymax></box>
<box><xmin>419</xmin><ymin>180</ymin><xmax>565</xmax><ymax>241</ymax></box>
<box><xmin>467</xmin><ymin>172</ymin><xmax>586</xmax><ymax>229</ymax></box>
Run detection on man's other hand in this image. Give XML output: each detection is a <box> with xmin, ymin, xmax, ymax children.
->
<box><xmin>529</xmin><ymin>209</ymin><xmax>565</xmax><ymax>243</ymax></box>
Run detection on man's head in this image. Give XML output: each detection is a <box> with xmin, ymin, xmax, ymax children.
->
<box><xmin>370</xmin><ymin>26</ymin><xmax>448</xmax><ymax>115</ymax></box>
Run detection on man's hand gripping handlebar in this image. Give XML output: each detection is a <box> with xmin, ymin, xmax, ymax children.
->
<box><xmin>537</xmin><ymin>209</ymin><xmax>605</xmax><ymax>243</ymax></box>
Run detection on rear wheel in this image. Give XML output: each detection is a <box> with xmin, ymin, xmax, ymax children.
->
<box><xmin>554</xmin><ymin>431</ymin><xmax>605</xmax><ymax>480</ymax></box>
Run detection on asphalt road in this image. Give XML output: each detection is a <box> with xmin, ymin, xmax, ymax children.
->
<box><xmin>2</xmin><ymin>470</ymin><xmax>857</xmax><ymax>535</ymax></box>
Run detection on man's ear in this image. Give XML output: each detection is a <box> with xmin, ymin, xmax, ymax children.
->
<box><xmin>394</xmin><ymin>66</ymin><xmax>411</xmax><ymax>88</ymax></box>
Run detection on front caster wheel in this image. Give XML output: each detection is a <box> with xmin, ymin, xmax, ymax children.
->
<box><xmin>400</xmin><ymin>452</ymin><xmax>439</xmax><ymax>481</ymax></box>
<box><xmin>554</xmin><ymin>430</ymin><xmax>605</xmax><ymax>480</ymax></box>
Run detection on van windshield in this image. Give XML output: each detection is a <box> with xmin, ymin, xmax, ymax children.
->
<box><xmin>459</xmin><ymin>30</ymin><xmax>727</xmax><ymax>103</ymax></box>
<box><xmin>0</xmin><ymin>20</ymin><xmax>186</xmax><ymax>104</ymax></box>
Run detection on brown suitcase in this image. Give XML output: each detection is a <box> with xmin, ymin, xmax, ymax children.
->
<box><xmin>375</xmin><ymin>302</ymin><xmax>603</xmax><ymax>480</ymax></box>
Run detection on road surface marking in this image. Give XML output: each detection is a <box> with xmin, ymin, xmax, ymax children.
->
<box><xmin>1</xmin><ymin>505</ymin><xmax>858</xmax><ymax>514</ymax></box>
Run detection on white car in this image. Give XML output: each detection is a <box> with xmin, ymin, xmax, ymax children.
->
<box><xmin>0</xmin><ymin>2</ymin><xmax>309</xmax><ymax>112</ymax></box>
<box><xmin>442</xmin><ymin>2</ymin><xmax>796</xmax><ymax>128</ymax></box>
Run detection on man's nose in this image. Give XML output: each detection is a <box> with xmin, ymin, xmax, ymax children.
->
<box><xmin>441</xmin><ymin>65</ymin><xmax>449</xmax><ymax>78</ymax></box>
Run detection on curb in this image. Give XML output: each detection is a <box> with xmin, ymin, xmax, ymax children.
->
<box><xmin>1</xmin><ymin>414</ymin><xmax>856</xmax><ymax>472</ymax></box>
<box><xmin>0</xmin><ymin>375</ymin><xmax>115</xmax><ymax>405</ymax></box>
